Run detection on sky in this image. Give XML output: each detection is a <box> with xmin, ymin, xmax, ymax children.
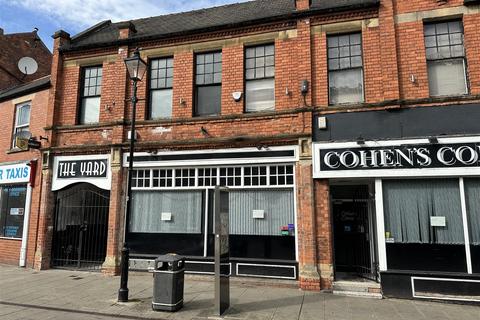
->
<box><xmin>0</xmin><ymin>0</ymin><xmax>250</xmax><ymax>51</ymax></box>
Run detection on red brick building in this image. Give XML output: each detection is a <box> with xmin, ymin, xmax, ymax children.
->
<box><xmin>35</xmin><ymin>0</ymin><xmax>480</xmax><ymax>300</ymax></box>
<box><xmin>0</xmin><ymin>75</ymin><xmax>50</xmax><ymax>266</ymax></box>
<box><xmin>0</xmin><ymin>28</ymin><xmax>52</xmax><ymax>91</ymax></box>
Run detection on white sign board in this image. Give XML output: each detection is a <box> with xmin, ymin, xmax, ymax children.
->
<box><xmin>52</xmin><ymin>154</ymin><xmax>112</xmax><ymax>191</ymax></box>
<box><xmin>0</xmin><ymin>162</ymin><xmax>30</xmax><ymax>185</ymax></box>
<box><xmin>430</xmin><ymin>216</ymin><xmax>446</xmax><ymax>227</ymax></box>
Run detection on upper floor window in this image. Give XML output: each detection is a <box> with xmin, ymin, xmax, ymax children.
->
<box><xmin>245</xmin><ymin>44</ymin><xmax>275</xmax><ymax>112</ymax></box>
<box><xmin>328</xmin><ymin>33</ymin><xmax>364</xmax><ymax>105</ymax></box>
<box><xmin>195</xmin><ymin>52</ymin><xmax>222</xmax><ymax>116</ymax></box>
<box><xmin>149</xmin><ymin>57</ymin><xmax>173</xmax><ymax>119</ymax></box>
<box><xmin>79</xmin><ymin>66</ymin><xmax>102</xmax><ymax>124</ymax></box>
<box><xmin>424</xmin><ymin>21</ymin><xmax>467</xmax><ymax>97</ymax></box>
<box><xmin>12</xmin><ymin>102</ymin><xmax>30</xmax><ymax>149</ymax></box>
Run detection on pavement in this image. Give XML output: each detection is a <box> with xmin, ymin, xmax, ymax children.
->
<box><xmin>0</xmin><ymin>264</ymin><xmax>479</xmax><ymax>320</ymax></box>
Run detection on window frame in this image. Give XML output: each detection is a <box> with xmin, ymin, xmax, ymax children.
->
<box><xmin>424</xmin><ymin>20</ymin><xmax>469</xmax><ymax>97</ymax></box>
<box><xmin>194</xmin><ymin>50</ymin><xmax>222</xmax><ymax>117</ymax></box>
<box><xmin>12</xmin><ymin>101</ymin><xmax>31</xmax><ymax>149</ymax></box>
<box><xmin>244</xmin><ymin>43</ymin><xmax>276</xmax><ymax>113</ymax></box>
<box><xmin>326</xmin><ymin>32</ymin><xmax>365</xmax><ymax>106</ymax></box>
<box><xmin>147</xmin><ymin>56</ymin><xmax>174</xmax><ymax>120</ymax></box>
<box><xmin>78</xmin><ymin>65</ymin><xmax>103</xmax><ymax>125</ymax></box>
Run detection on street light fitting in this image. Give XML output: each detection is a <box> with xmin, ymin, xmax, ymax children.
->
<box><xmin>124</xmin><ymin>48</ymin><xmax>147</xmax><ymax>81</ymax></box>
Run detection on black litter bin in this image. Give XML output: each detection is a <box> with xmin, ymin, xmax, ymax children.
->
<box><xmin>152</xmin><ymin>254</ymin><xmax>185</xmax><ymax>312</ymax></box>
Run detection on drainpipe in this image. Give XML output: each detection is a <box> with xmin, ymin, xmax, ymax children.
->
<box><xmin>19</xmin><ymin>160</ymin><xmax>37</xmax><ymax>267</ymax></box>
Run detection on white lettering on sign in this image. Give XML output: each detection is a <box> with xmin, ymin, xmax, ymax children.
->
<box><xmin>321</xmin><ymin>143</ymin><xmax>480</xmax><ymax>171</ymax></box>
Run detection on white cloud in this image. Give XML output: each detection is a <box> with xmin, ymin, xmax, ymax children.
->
<box><xmin>8</xmin><ymin>0</ymin><xmax>250</xmax><ymax>28</ymax></box>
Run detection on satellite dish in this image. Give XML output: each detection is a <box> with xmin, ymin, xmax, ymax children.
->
<box><xmin>18</xmin><ymin>57</ymin><xmax>38</xmax><ymax>75</ymax></box>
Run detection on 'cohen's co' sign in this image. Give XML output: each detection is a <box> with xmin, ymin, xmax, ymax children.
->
<box><xmin>320</xmin><ymin>143</ymin><xmax>480</xmax><ymax>171</ymax></box>
<box><xmin>57</xmin><ymin>159</ymin><xmax>108</xmax><ymax>178</ymax></box>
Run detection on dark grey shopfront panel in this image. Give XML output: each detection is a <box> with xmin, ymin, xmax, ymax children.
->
<box><xmin>314</xmin><ymin>103</ymin><xmax>480</xmax><ymax>142</ymax></box>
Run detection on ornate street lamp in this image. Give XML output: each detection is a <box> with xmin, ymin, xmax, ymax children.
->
<box><xmin>118</xmin><ymin>48</ymin><xmax>147</xmax><ymax>303</ymax></box>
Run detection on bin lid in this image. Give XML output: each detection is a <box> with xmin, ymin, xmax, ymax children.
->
<box><xmin>154</xmin><ymin>253</ymin><xmax>185</xmax><ymax>263</ymax></box>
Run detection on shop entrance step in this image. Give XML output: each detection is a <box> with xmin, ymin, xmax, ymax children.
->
<box><xmin>333</xmin><ymin>280</ymin><xmax>383</xmax><ymax>299</ymax></box>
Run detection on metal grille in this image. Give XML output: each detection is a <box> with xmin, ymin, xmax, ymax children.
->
<box><xmin>52</xmin><ymin>183</ymin><xmax>110</xmax><ymax>271</ymax></box>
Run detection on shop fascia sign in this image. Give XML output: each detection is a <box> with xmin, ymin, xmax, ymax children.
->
<box><xmin>313</xmin><ymin>137</ymin><xmax>480</xmax><ymax>178</ymax></box>
<box><xmin>52</xmin><ymin>155</ymin><xmax>111</xmax><ymax>191</ymax></box>
<box><xmin>0</xmin><ymin>162</ymin><xmax>30</xmax><ymax>184</ymax></box>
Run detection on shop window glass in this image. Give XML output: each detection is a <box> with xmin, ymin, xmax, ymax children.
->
<box><xmin>219</xmin><ymin>167</ymin><xmax>242</xmax><ymax>187</ymax></box>
<box><xmin>383</xmin><ymin>179</ymin><xmax>467</xmax><ymax>272</ymax></box>
<box><xmin>131</xmin><ymin>190</ymin><xmax>202</xmax><ymax>234</ymax></box>
<box><xmin>132</xmin><ymin>170</ymin><xmax>150</xmax><ymax>188</ymax></box>
<box><xmin>198</xmin><ymin>168</ymin><xmax>217</xmax><ymax>187</ymax></box>
<box><xmin>463</xmin><ymin>178</ymin><xmax>480</xmax><ymax>273</ymax></box>
<box><xmin>229</xmin><ymin>189</ymin><xmax>294</xmax><ymax>236</ymax></box>
<box><xmin>152</xmin><ymin>169</ymin><xmax>173</xmax><ymax>187</ymax></box>
<box><xmin>0</xmin><ymin>185</ymin><xmax>27</xmax><ymax>238</ymax></box>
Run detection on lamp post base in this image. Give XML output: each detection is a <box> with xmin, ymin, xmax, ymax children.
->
<box><xmin>118</xmin><ymin>288</ymin><xmax>129</xmax><ymax>302</ymax></box>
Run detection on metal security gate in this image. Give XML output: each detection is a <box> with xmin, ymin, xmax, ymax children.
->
<box><xmin>52</xmin><ymin>183</ymin><xmax>110</xmax><ymax>270</ymax></box>
<box><xmin>332</xmin><ymin>185</ymin><xmax>378</xmax><ymax>282</ymax></box>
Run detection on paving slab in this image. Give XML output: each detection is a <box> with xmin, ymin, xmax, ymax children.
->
<box><xmin>0</xmin><ymin>264</ymin><xmax>479</xmax><ymax>320</ymax></box>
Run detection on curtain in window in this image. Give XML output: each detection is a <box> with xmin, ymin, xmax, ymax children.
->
<box><xmin>150</xmin><ymin>89</ymin><xmax>172</xmax><ymax>119</ymax></box>
<box><xmin>16</xmin><ymin>105</ymin><xmax>31</xmax><ymax>126</ymax></box>
<box><xmin>245</xmin><ymin>78</ymin><xmax>275</xmax><ymax>112</ymax></box>
<box><xmin>328</xmin><ymin>68</ymin><xmax>364</xmax><ymax>105</ymax></box>
<box><xmin>229</xmin><ymin>189</ymin><xmax>294</xmax><ymax>236</ymax></box>
<box><xmin>130</xmin><ymin>190</ymin><xmax>203</xmax><ymax>234</ymax></box>
<box><xmin>80</xmin><ymin>97</ymin><xmax>100</xmax><ymax>124</ymax></box>
<box><xmin>464</xmin><ymin>179</ymin><xmax>480</xmax><ymax>245</ymax></box>
<box><xmin>427</xmin><ymin>58</ymin><xmax>467</xmax><ymax>96</ymax></box>
<box><xmin>383</xmin><ymin>179</ymin><xmax>464</xmax><ymax>244</ymax></box>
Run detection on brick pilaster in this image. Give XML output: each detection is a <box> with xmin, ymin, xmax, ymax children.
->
<box><xmin>315</xmin><ymin>179</ymin><xmax>334</xmax><ymax>290</ymax></box>
<box><xmin>102</xmin><ymin>148</ymin><xmax>124</xmax><ymax>275</ymax></box>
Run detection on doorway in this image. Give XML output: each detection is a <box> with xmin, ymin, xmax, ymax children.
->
<box><xmin>331</xmin><ymin>184</ymin><xmax>377</xmax><ymax>282</ymax></box>
<box><xmin>52</xmin><ymin>183</ymin><xmax>110</xmax><ymax>271</ymax></box>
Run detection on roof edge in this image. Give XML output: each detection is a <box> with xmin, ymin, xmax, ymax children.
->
<box><xmin>70</xmin><ymin>20</ymin><xmax>111</xmax><ymax>42</ymax></box>
<box><xmin>60</xmin><ymin>1</ymin><xmax>380</xmax><ymax>53</ymax></box>
<box><xmin>0</xmin><ymin>76</ymin><xmax>51</xmax><ymax>102</ymax></box>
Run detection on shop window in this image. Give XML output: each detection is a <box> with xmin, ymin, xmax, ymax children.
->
<box><xmin>195</xmin><ymin>52</ymin><xmax>222</xmax><ymax>116</ymax></box>
<box><xmin>174</xmin><ymin>168</ymin><xmax>196</xmax><ymax>187</ymax></box>
<box><xmin>152</xmin><ymin>169</ymin><xmax>173</xmax><ymax>187</ymax></box>
<box><xmin>79</xmin><ymin>66</ymin><xmax>102</xmax><ymax>124</ymax></box>
<box><xmin>131</xmin><ymin>190</ymin><xmax>203</xmax><ymax>234</ymax></box>
<box><xmin>198</xmin><ymin>168</ymin><xmax>217</xmax><ymax>187</ymax></box>
<box><xmin>424</xmin><ymin>21</ymin><xmax>468</xmax><ymax>97</ymax></box>
<box><xmin>269</xmin><ymin>165</ymin><xmax>294</xmax><ymax>186</ymax></box>
<box><xmin>0</xmin><ymin>185</ymin><xmax>27</xmax><ymax>238</ymax></box>
<box><xmin>244</xmin><ymin>166</ymin><xmax>268</xmax><ymax>186</ymax></box>
<box><xmin>245</xmin><ymin>44</ymin><xmax>275</xmax><ymax>112</ymax></box>
<box><xmin>327</xmin><ymin>33</ymin><xmax>364</xmax><ymax>105</ymax></box>
<box><xmin>383</xmin><ymin>179</ymin><xmax>467</xmax><ymax>272</ymax></box>
<box><xmin>132</xmin><ymin>170</ymin><xmax>150</xmax><ymax>188</ymax></box>
<box><xmin>463</xmin><ymin>178</ymin><xmax>480</xmax><ymax>273</ymax></box>
<box><xmin>12</xmin><ymin>102</ymin><xmax>31</xmax><ymax>149</ymax></box>
<box><xmin>219</xmin><ymin>167</ymin><xmax>242</xmax><ymax>187</ymax></box>
<box><xmin>229</xmin><ymin>189</ymin><xmax>295</xmax><ymax>236</ymax></box>
<box><xmin>149</xmin><ymin>57</ymin><xmax>173</xmax><ymax>119</ymax></box>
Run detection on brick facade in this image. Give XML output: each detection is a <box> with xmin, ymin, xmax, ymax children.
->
<box><xmin>33</xmin><ymin>0</ymin><xmax>480</xmax><ymax>291</ymax></box>
<box><xmin>0</xmin><ymin>88</ymin><xmax>49</xmax><ymax>267</ymax></box>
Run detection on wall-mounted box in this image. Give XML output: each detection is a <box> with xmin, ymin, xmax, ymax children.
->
<box><xmin>252</xmin><ymin>210</ymin><xmax>265</xmax><ymax>219</ymax></box>
<box><xmin>161</xmin><ymin>212</ymin><xmax>172</xmax><ymax>221</ymax></box>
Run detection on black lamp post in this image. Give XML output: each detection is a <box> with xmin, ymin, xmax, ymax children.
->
<box><xmin>118</xmin><ymin>48</ymin><xmax>147</xmax><ymax>303</ymax></box>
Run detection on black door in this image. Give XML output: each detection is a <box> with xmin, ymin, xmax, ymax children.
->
<box><xmin>332</xmin><ymin>185</ymin><xmax>377</xmax><ymax>281</ymax></box>
<box><xmin>52</xmin><ymin>183</ymin><xmax>110</xmax><ymax>270</ymax></box>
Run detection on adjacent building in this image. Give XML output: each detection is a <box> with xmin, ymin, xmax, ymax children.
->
<box><xmin>30</xmin><ymin>0</ymin><xmax>480</xmax><ymax>302</ymax></box>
